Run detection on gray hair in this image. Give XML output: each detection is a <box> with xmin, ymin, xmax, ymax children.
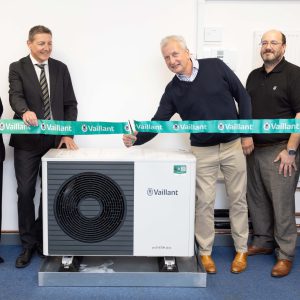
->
<box><xmin>160</xmin><ymin>35</ymin><xmax>188</xmax><ymax>50</ymax></box>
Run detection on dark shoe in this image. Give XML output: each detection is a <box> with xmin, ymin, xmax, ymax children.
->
<box><xmin>36</xmin><ymin>244</ymin><xmax>45</xmax><ymax>258</ymax></box>
<box><xmin>200</xmin><ymin>255</ymin><xmax>217</xmax><ymax>274</ymax></box>
<box><xmin>0</xmin><ymin>256</ymin><xmax>4</xmax><ymax>263</ymax></box>
<box><xmin>231</xmin><ymin>252</ymin><xmax>247</xmax><ymax>274</ymax></box>
<box><xmin>248</xmin><ymin>245</ymin><xmax>273</xmax><ymax>256</ymax></box>
<box><xmin>15</xmin><ymin>248</ymin><xmax>35</xmax><ymax>268</ymax></box>
<box><xmin>271</xmin><ymin>259</ymin><xmax>292</xmax><ymax>277</ymax></box>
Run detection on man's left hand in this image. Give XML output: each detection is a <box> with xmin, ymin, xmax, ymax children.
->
<box><xmin>57</xmin><ymin>136</ymin><xmax>78</xmax><ymax>150</ymax></box>
<box><xmin>241</xmin><ymin>137</ymin><xmax>254</xmax><ymax>155</ymax></box>
<box><xmin>274</xmin><ymin>150</ymin><xmax>297</xmax><ymax>177</ymax></box>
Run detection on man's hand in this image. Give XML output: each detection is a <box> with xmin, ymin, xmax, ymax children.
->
<box><xmin>57</xmin><ymin>136</ymin><xmax>78</xmax><ymax>150</ymax></box>
<box><xmin>274</xmin><ymin>149</ymin><xmax>297</xmax><ymax>177</ymax></box>
<box><xmin>241</xmin><ymin>137</ymin><xmax>254</xmax><ymax>155</ymax></box>
<box><xmin>122</xmin><ymin>131</ymin><xmax>138</xmax><ymax>148</ymax></box>
<box><xmin>22</xmin><ymin>111</ymin><xmax>38</xmax><ymax>126</ymax></box>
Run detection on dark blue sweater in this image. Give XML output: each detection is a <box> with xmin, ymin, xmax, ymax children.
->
<box><xmin>135</xmin><ymin>58</ymin><xmax>252</xmax><ymax>147</ymax></box>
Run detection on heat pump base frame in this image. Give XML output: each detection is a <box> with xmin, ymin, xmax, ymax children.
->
<box><xmin>38</xmin><ymin>255</ymin><xmax>206</xmax><ymax>287</ymax></box>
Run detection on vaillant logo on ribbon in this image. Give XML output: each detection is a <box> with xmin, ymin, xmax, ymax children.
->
<box><xmin>41</xmin><ymin>123</ymin><xmax>46</xmax><ymax>131</ymax></box>
<box><xmin>218</xmin><ymin>122</ymin><xmax>224</xmax><ymax>131</ymax></box>
<box><xmin>147</xmin><ymin>188</ymin><xmax>179</xmax><ymax>196</ymax></box>
<box><xmin>0</xmin><ymin>123</ymin><xmax>4</xmax><ymax>131</ymax></box>
<box><xmin>264</xmin><ymin>122</ymin><xmax>270</xmax><ymax>131</ymax></box>
<box><xmin>173</xmin><ymin>124</ymin><xmax>179</xmax><ymax>130</ymax></box>
<box><xmin>81</xmin><ymin>124</ymin><xmax>88</xmax><ymax>132</ymax></box>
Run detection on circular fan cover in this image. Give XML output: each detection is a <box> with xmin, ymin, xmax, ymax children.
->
<box><xmin>54</xmin><ymin>172</ymin><xmax>126</xmax><ymax>243</ymax></box>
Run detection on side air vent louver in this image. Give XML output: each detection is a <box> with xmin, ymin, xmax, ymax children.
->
<box><xmin>54</xmin><ymin>172</ymin><xmax>126</xmax><ymax>243</ymax></box>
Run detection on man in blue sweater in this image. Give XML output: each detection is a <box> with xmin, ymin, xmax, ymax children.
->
<box><xmin>123</xmin><ymin>35</ymin><xmax>253</xmax><ymax>274</ymax></box>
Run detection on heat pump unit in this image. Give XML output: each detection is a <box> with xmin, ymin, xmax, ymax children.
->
<box><xmin>42</xmin><ymin>148</ymin><xmax>196</xmax><ymax>257</ymax></box>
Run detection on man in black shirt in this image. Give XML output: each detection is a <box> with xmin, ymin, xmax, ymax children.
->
<box><xmin>123</xmin><ymin>35</ymin><xmax>254</xmax><ymax>274</ymax></box>
<box><xmin>246</xmin><ymin>29</ymin><xmax>300</xmax><ymax>277</ymax></box>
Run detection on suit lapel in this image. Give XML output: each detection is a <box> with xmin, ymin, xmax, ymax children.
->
<box><xmin>23</xmin><ymin>55</ymin><xmax>41</xmax><ymax>95</ymax></box>
<box><xmin>48</xmin><ymin>58</ymin><xmax>57</xmax><ymax>104</ymax></box>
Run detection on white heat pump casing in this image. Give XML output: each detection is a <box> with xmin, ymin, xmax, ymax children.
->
<box><xmin>42</xmin><ymin>148</ymin><xmax>196</xmax><ymax>257</ymax></box>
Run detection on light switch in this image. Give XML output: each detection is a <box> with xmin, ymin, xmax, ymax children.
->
<box><xmin>204</xmin><ymin>27</ymin><xmax>223</xmax><ymax>42</ymax></box>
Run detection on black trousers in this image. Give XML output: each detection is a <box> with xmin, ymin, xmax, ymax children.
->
<box><xmin>0</xmin><ymin>163</ymin><xmax>3</xmax><ymax>240</ymax></box>
<box><xmin>14</xmin><ymin>135</ymin><xmax>55</xmax><ymax>248</ymax></box>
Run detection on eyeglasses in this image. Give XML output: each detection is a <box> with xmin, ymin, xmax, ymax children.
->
<box><xmin>259</xmin><ymin>40</ymin><xmax>283</xmax><ymax>47</ymax></box>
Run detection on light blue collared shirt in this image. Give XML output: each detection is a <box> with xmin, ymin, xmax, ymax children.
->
<box><xmin>176</xmin><ymin>58</ymin><xmax>199</xmax><ymax>82</ymax></box>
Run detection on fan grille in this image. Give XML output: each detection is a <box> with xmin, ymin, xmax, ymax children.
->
<box><xmin>54</xmin><ymin>172</ymin><xmax>126</xmax><ymax>243</ymax></box>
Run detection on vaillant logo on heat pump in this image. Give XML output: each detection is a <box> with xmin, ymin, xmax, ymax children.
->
<box><xmin>147</xmin><ymin>188</ymin><xmax>178</xmax><ymax>196</ymax></box>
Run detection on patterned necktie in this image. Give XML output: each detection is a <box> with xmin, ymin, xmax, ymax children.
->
<box><xmin>36</xmin><ymin>64</ymin><xmax>51</xmax><ymax>120</ymax></box>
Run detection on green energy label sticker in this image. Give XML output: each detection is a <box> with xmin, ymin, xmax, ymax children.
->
<box><xmin>174</xmin><ymin>165</ymin><xmax>187</xmax><ymax>174</ymax></box>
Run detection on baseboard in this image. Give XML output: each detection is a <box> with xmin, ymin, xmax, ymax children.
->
<box><xmin>1</xmin><ymin>233</ymin><xmax>21</xmax><ymax>245</ymax></box>
<box><xmin>214</xmin><ymin>234</ymin><xmax>300</xmax><ymax>247</ymax></box>
<box><xmin>1</xmin><ymin>232</ymin><xmax>300</xmax><ymax>246</ymax></box>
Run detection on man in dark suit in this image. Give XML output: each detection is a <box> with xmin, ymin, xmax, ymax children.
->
<box><xmin>0</xmin><ymin>98</ymin><xmax>5</xmax><ymax>263</ymax></box>
<box><xmin>9</xmin><ymin>25</ymin><xmax>78</xmax><ymax>268</ymax></box>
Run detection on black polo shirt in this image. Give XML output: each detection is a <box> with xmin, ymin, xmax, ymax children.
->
<box><xmin>246</xmin><ymin>57</ymin><xmax>300</xmax><ymax>144</ymax></box>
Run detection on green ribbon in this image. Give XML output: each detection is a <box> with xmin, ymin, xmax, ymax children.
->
<box><xmin>1</xmin><ymin>119</ymin><xmax>300</xmax><ymax>135</ymax></box>
<box><xmin>0</xmin><ymin>119</ymin><xmax>131</xmax><ymax>135</ymax></box>
<box><xmin>134</xmin><ymin>119</ymin><xmax>300</xmax><ymax>134</ymax></box>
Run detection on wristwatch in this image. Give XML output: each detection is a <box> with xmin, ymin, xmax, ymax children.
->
<box><xmin>287</xmin><ymin>149</ymin><xmax>297</xmax><ymax>156</ymax></box>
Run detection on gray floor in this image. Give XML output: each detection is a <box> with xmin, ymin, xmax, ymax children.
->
<box><xmin>1</xmin><ymin>244</ymin><xmax>300</xmax><ymax>300</ymax></box>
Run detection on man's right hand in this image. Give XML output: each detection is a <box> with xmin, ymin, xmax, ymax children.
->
<box><xmin>122</xmin><ymin>131</ymin><xmax>138</xmax><ymax>148</ymax></box>
<box><xmin>22</xmin><ymin>110</ymin><xmax>38</xmax><ymax>126</ymax></box>
<box><xmin>274</xmin><ymin>149</ymin><xmax>297</xmax><ymax>177</ymax></box>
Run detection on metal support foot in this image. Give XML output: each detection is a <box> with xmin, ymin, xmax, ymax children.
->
<box><xmin>158</xmin><ymin>257</ymin><xmax>178</xmax><ymax>272</ymax></box>
<box><xmin>59</xmin><ymin>256</ymin><xmax>82</xmax><ymax>272</ymax></box>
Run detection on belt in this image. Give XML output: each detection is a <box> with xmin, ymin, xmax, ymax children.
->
<box><xmin>254</xmin><ymin>140</ymin><xmax>288</xmax><ymax>148</ymax></box>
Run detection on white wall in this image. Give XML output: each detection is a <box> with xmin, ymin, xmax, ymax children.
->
<box><xmin>199</xmin><ymin>0</ymin><xmax>300</xmax><ymax>84</ymax></box>
<box><xmin>198</xmin><ymin>0</ymin><xmax>300</xmax><ymax>209</ymax></box>
<box><xmin>0</xmin><ymin>0</ymin><xmax>197</xmax><ymax>230</ymax></box>
<box><xmin>1</xmin><ymin>0</ymin><xmax>300</xmax><ymax>230</ymax></box>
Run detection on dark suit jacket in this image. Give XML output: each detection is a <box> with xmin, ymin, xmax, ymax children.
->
<box><xmin>0</xmin><ymin>97</ymin><xmax>3</xmax><ymax>235</ymax></box>
<box><xmin>0</xmin><ymin>98</ymin><xmax>5</xmax><ymax>162</ymax></box>
<box><xmin>9</xmin><ymin>55</ymin><xmax>78</xmax><ymax>150</ymax></box>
